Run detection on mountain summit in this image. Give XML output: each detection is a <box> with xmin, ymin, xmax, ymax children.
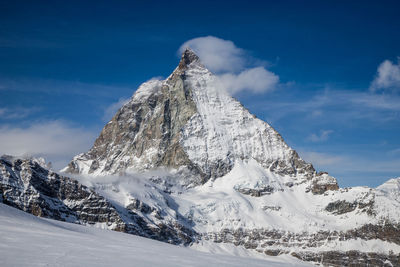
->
<box><xmin>63</xmin><ymin>49</ymin><xmax>335</xmax><ymax>193</ymax></box>
<box><xmin>179</xmin><ymin>48</ymin><xmax>200</xmax><ymax>68</ymax></box>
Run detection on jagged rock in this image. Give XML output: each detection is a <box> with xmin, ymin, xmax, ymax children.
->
<box><xmin>203</xmin><ymin>223</ymin><xmax>400</xmax><ymax>265</ymax></box>
<box><xmin>291</xmin><ymin>250</ymin><xmax>400</xmax><ymax>266</ymax></box>
<box><xmin>0</xmin><ymin>156</ymin><xmax>195</xmax><ymax>245</ymax></box>
<box><xmin>309</xmin><ymin>173</ymin><xmax>339</xmax><ymax>194</ymax></box>
<box><xmin>0</xmin><ymin>156</ymin><xmax>125</xmax><ymax>228</ymax></box>
<box><xmin>325</xmin><ymin>200</ymin><xmax>357</xmax><ymax>214</ymax></box>
<box><xmin>262</xmin><ymin>206</ymin><xmax>281</xmax><ymax>211</ymax></box>
<box><xmin>235</xmin><ymin>186</ymin><xmax>275</xmax><ymax>197</ymax></box>
<box><xmin>126</xmin><ymin>198</ymin><xmax>154</xmax><ymax>214</ymax></box>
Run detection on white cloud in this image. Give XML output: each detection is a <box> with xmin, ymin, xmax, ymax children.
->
<box><xmin>0</xmin><ymin>121</ymin><xmax>96</xmax><ymax>170</ymax></box>
<box><xmin>179</xmin><ymin>36</ymin><xmax>245</xmax><ymax>73</ymax></box>
<box><xmin>219</xmin><ymin>67</ymin><xmax>279</xmax><ymax>94</ymax></box>
<box><xmin>308</xmin><ymin>130</ymin><xmax>333</xmax><ymax>142</ymax></box>
<box><xmin>370</xmin><ymin>58</ymin><xmax>400</xmax><ymax>92</ymax></box>
<box><xmin>103</xmin><ymin>97</ymin><xmax>130</xmax><ymax>122</ymax></box>
<box><xmin>179</xmin><ymin>36</ymin><xmax>279</xmax><ymax>94</ymax></box>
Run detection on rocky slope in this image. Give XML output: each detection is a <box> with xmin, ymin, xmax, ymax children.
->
<box><xmin>0</xmin><ymin>155</ymin><xmax>194</xmax><ymax>245</ymax></box>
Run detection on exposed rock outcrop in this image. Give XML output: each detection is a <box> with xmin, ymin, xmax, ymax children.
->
<box><xmin>0</xmin><ymin>156</ymin><xmax>195</xmax><ymax>245</ymax></box>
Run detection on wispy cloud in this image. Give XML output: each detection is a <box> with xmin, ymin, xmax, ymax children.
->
<box><xmin>254</xmin><ymin>88</ymin><xmax>400</xmax><ymax>125</ymax></box>
<box><xmin>179</xmin><ymin>36</ymin><xmax>279</xmax><ymax>95</ymax></box>
<box><xmin>351</xmin><ymin>91</ymin><xmax>400</xmax><ymax>111</ymax></box>
<box><xmin>0</xmin><ymin>106</ymin><xmax>40</xmax><ymax>120</ymax></box>
<box><xmin>308</xmin><ymin>151</ymin><xmax>400</xmax><ymax>174</ymax></box>
<box><xmin>308</xmin><ymin>130</ymin><xmax>333</xmax><ymax>142</ymax></box>
<box><xmin>0</xmin><ymin>120</ymin><xmax>96</xmax><ymax>170</ymax></box>
<box><xmin>370</xmin><ymin>57</ymin><xmax>400</xmax><ymax>92</ymax></box>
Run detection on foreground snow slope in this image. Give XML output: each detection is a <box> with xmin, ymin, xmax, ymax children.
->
<box><xmin>0</xmin><ymin>203</ymin><xmax>309</xmax><ymax>267</ymax></box>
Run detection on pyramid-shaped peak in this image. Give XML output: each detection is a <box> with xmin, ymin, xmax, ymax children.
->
<box><xmin>178</xmin><ymin>48</ymin><xmax>200</xmax><ymax>68</ymax></box>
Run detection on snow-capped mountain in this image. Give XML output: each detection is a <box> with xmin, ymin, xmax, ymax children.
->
<box><xmin>2</xmin><ymin>49</ymin><xmax>400</xmax><ymax>266</ymax></box>
<box><xmin>63</xmin><ymin>49</ymin><xmax>335</xmax><ymax>194</ymax></box>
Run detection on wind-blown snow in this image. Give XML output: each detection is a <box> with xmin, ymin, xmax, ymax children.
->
<box><xmin>132</xmin><ymin>79</ymin><xmax>163</xmax><ymax>104</ymax></box>
<box><xmin>0</xmin><ymin>203</ymin><xmax>309</xmax><ymax>267</ymax></box>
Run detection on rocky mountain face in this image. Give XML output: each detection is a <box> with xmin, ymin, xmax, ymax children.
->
<box><xmin>0</xmin><ymin>155</ymin><xmax>194</xmax><ymax>245</ymax></box>
<box><xmin>63</xmin><ymin>49</ymin><xmax>332</xmax><ymax>193</ymax></box>
<box><xmin>3</xmin><ymin>49</ymin><xmax>400</xmax><ymax>266</ymax></box>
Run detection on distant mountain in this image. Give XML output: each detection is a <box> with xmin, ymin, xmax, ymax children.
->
<box><xmin>1</xmin><ymin>49</ymin><xmax>399</xmax><ymax>266</ymax></box>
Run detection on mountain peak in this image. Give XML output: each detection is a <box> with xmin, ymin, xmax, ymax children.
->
<box><xmin>64</xmin><ymin>45</ymin><xmax>319</xmax><ymax>189</ymax></box>
<box><xmin>178</xmin><ymin>48</ymin><xmax>200</xmax><ymax>69</ymax></box>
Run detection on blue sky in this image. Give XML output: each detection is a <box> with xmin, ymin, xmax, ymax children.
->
<box><xmin>0</xmin><ymin>0</ymin><xmax>399</xmax><ymax>187</ymax></box>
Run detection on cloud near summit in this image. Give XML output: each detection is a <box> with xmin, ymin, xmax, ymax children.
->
<box><xmin>179</xmin><ymin>36</ymin><xmax>279</xmax><ymax>94</ymax></box>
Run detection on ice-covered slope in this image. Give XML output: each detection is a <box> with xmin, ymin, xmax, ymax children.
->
<box><xmin>0</xmin><ymin>203</ymin><xmax>309</xmax><ymax>267</ymax></box>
